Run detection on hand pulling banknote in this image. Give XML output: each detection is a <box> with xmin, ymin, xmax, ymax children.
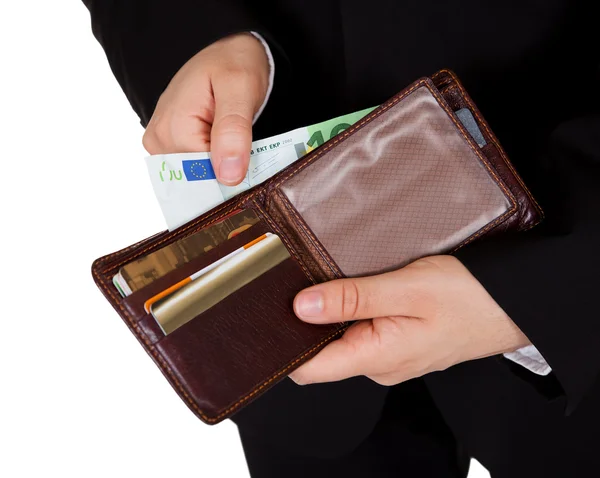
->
<box><xmin>145</xmin><ymin>106</ymin><xmax>486</xmax><ymax>230</ymax></box>
<box><xmin>146</xmin><ymin>107</ymin><xmax>376</xmax><ymax>230</ymax></box>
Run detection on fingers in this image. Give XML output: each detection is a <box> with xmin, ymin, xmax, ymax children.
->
<box><xmin>142</xmin><ymin>71</ymin><xmax>261</xmax><ymax>185</ymax></box>
<box><xmin>142</xmin><ymin>72</ymin><xmax>215</xmax><ymax>156</ymax></box>
<box><xmin>293</xmin><ymin>269</ymin><xmax>423</xmax><ymax>324</ymax></box>
<box><xmin>143</xmin><ymin>110</ymin><xmax>213</xmax><ymax>155</ymax></box>
<box><xmin>141</xmin><ymin>33</ymin><xmax>270</xmax><ymax>186</ymax></box>
<box><xmin>210</xmin><ymin>72</ymin><xmax>262</xmax><ymax>185</ymax></box>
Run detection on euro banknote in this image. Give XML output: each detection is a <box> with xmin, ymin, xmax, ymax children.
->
<box><xmin>145</xmin><ymin>107</ymin><xmax>376</xmax><ymax>230</ymax></box>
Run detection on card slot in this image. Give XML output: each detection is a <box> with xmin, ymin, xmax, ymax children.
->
<box><xmin>152</xmin><ymin>255</ymin><xmax>346</xmax><ymax>419</ymax></box>
<box><xmin>121</xmin><ymin>221</ymin><xmax>272</xmax><ymax>323</ymax></box>
<box><xmin>94</xmin><ymin>197</ymin><xmax>261</xmax><ymax>288</ymax></box>
<box><xmin>438</xmin><ymin>83</ymin><xmax>492</xmax><ymax>144</ymax></box>
<box><xmin>437</xmin><ymin>79</ymin><xmax>542</xmax><ymax>231</ymax></box>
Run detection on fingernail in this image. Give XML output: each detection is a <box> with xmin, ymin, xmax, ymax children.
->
<box><xmin>219</xmin><ymin>157</ymin><xmax>244</xmax><ymax>183</ymax></box>
<box><xmin>295</xmin><ymin>291</ymin><xmax>324</xmax><ymax>318</ymax></box>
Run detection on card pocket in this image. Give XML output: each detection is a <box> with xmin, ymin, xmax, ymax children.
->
<box><xmin>109</xmin><ymin>213</ymin><xmax>346</xmax><ymax>421</ymax></box>
<box><xmin>151</xmin><ymin>248</ymin><xmax>345</xmax><ymax>421</ymax></box>
<box><xmin>266</xmin><ymin>81</ymin><xmax>518</xmax><ymax>277</ymax></box>
<box><xmin>120</xmin><ymin>221</ymin><xmax>273</xmax><ymax>323</ymax></box>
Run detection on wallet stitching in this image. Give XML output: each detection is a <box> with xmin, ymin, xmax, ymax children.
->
<box><xmin>93</xmin><ymin>262</ymin><xmax>347</xmax><ymax>423</ymax></box>
<box><xmin>431</xmin><ymin>70</ymin><xmax>446</xmax><ymax>81</ymax></box>
<box><xmin>437</xmin><ymin>80</ymin><xmax>542</xmax><ymax>230</ymax></box>
<box><xmin>279</xmin><ymin>193</ymin><xmax>343</xmax><ymax>277</ymax></box>
<box><xmin>448</xmin><ymin>208</ymin><xmax>515</xmax><ymax>253</ymax></box>
<box><xmin>249</xmin><ymin>197</ymin><xmax>317</xmax><ymax>283</ymax></box>
<box><xmin>426</xmin><ymin>83</ymin><xmax>523</xmax><ymax>235</ymax></box>
<box><xmin>435</xmin><ymin>69</ymin><xmax>544</xmax><ymax>221</ymax></box>
<box><xmin>265</xmin><ymin>194</ymin><xmax>344</xmax><ymax>282</ymax></box>
<box><xmin>92</xmin><ymin>269</ymin><xmax>204</xmax><ymax>411</ymax></box>
<box><xmin>428</xmin><ymin>86</ymin><xmax>518</xmax><ymax>212</ymax></box>
<box><xmin>215</xmin><ymin>325</ymin><xmax>348</xmax><ymax>417</ymax></box>
<box><xmin>275</xmin><ymin>190</ymin><xmax>344</xmax><ymax>278</ymax></box>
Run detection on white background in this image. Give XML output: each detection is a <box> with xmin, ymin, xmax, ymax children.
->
<box><xmin>0</xmin><ymin>2</ymin><xmax>490</xmax><ymax>477</ymax></box>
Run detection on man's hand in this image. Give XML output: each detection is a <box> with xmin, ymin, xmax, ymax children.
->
<box><xmin>142</xmin><ymin>33</ymin><xmax>270</xmax><ymax>185</ymax></box>
<box><xmin>289</xmin><ymin>256</ymin><xmax>530</xmax><ymax>386</ymax></box>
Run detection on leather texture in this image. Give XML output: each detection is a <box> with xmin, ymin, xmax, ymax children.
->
<box><xmin>91</xmin><ymin>71</ymin><xmax>543</xmax><ymax>424</ymax></box>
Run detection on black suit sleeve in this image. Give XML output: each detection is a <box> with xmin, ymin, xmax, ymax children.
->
<box><xmin>454</xmin><ymin>64</ymin><xmax>600</xmax><ymax>415</ymax></box>
<box><xmin>82</xmin><ymin>0</ymin><xmax>283</xmax><ymax>127</ymax></box>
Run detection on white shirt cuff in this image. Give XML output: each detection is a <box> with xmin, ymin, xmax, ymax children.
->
<box><xmin>504</xmin><ymin>345</ymin><xmax>552</xmax><ymax>376</ymax></box>
<box><xmin>250</xmin><ymin>32</ymin><xmax>275</xmax><ymax>124</ymax></box>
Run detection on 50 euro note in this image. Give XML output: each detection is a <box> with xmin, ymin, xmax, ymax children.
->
<box><xmin>145</xmin><ymin>106</ymin><xmax>376</xmax><ymax>230</ymax></box>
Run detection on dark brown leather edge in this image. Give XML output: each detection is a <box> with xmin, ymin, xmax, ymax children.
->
<box><xmin>264</xmin><ymin>191</ymin><xmax>342</xmax><ymax>283</ymax></box>
<box><xmin>432</xmin><ymin>69</ymin><xmax>544</xmax><ymax>232</ymax></box>
<box><xmin>91</xmin><ymin>196</ymin><xmax>350</xmax><ymax>424</ymax></box>
<box><xmin>92</xmin><ymin>232</ymin><xmax>349</xmax><ymax>424</ymax></box>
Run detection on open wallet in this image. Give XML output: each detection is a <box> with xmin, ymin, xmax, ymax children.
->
<box><xmin>91</xmin><ymin>69</ymin><xmax>543</xmax><ymax>425</ymax></box>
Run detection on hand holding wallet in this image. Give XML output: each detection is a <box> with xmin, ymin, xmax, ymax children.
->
<box><xmin>91</xmin><ymin>70</ymin><xmax>542</xmax><ymax>425</ymax></box>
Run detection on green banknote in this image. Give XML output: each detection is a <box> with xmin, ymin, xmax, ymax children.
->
<box><xmin>145</xmin><ymin>106</ymin><xmax>377</xmax><ymax>230</ymax></box>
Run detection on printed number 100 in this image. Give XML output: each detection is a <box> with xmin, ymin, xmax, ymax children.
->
<box><xmin>306</xmin><ymin>123</ymin><xmax>351</xmax><ymax>149</ymax></box>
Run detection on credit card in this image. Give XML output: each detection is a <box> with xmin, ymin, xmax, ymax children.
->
<box><xmin>151</xmin><ymin>233</ymin><xmax>290</xmax><ymax>335</ymax></box>
<box><xmin>455</xmin><ymin>108</ymin><xmax>487</xmax><ymax>148</ymax></box>
<box><xmin>114</xmin><ymin>209</ymin><xmax>260</xmax><ymax>296</ymax></box>
<box><xmin>143</xmin><ymin>233</ymin><xmax>274</xmax><ymax>313</ymax></box>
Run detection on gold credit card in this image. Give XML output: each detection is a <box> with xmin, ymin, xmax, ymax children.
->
<box><xmin>151</xmin><ymin>234</ymin><xmax>290</xmax><ymax>335</ymax></box>
<box><xmin>116</xmin><ymin>209</ymin><xmax>260</xmax><ymax>295</ymax></box>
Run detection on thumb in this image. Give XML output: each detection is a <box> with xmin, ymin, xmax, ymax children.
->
<box><xmin>293</xmin><ymin>269</ymin><xmax>419</xmax><ymax>324</ymax></box>
<box><xmin>289</xmin><ymin>322</ymin><xmax>376</xmax><ymax>385</ymax></box>
<box><xmin>211</xmin><ymin>73</ymin><xmax>263</xmax><ymax>185</ymax></box>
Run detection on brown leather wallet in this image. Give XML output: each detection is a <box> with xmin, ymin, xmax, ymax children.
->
<box><xmin>91</xmin><ymin>70</ymin><xmax>543</xmax><ymax>425</ymax></box>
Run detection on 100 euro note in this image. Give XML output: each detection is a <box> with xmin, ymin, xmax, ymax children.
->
<box><xmin>146</xmin><ymin>106</ymin><xmax>376</xmax><ymax>230</ymax></box>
